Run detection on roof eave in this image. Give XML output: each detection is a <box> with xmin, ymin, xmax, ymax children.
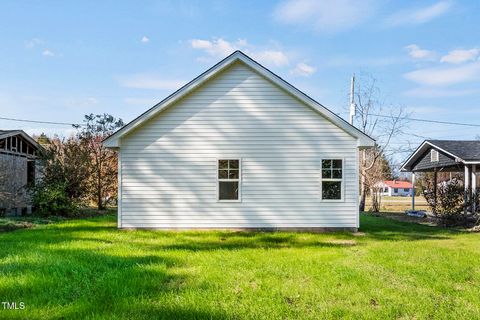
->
<box><xmin>0</xmin><ymin>130</ymin><xmax>44</xmax><ymax>152</ymax></box>
<box><xmin>401</xmin><ymin>140</ymin><xmax>466</xmax><ymax>172</ymax></box>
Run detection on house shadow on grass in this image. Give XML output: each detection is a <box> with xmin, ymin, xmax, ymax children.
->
<box><xmin>0</xmin><ymin>245</ymin><xmax>229</xmax><ymax>320</ymax></box>
<box><xmin>359</xmin><ymin>213</ymin><xmax>455</xmax><ymax>241</ymax></box>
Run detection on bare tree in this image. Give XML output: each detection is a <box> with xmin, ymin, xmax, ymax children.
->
<box><xmin>352</xmin><ymin>74</ymin><xmax>410</xmax><ymax>212</ymax></box>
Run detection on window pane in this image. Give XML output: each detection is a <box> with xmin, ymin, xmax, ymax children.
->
<box><xmin>229</xmin><ymin>169</ymin><xmax>239</xmax><ymax>179</ymax></box>
<box><xmin>322</xmin><ymin>159</ymin><xmax>332</xmax><ymax>169</ymax></box>
<box><xmin>218</xmin><ymin>170</ymin><xmax>228</xmax><ymax>179</ymax></box>
<box><xmin>332</xmin><ymin>159</ymin><xmax>342</xmax><ymax>169</ymax></box>
<box><xmin>322</xmin><ymin>181</ymin><xmax>342</xmax><ymax>200</ymax></box>
<box><xmin>321</xmin><ymin>169</ymin><xmax>331</xmax><ymax>179</ymax></box>
<box><xmin>219</xmin><ymin>160</ymin><xmax>228</xmax><ymax>169</ymax></box>
<box><xmin>332</xmin><ymin>169</ymin><xmax>342</xmax><ymax>179</ymax></box>
<box><xmin>229</xmin><ymin>160</ymin><xmax>239</xmax><ymax>169</ymax></box>
<box><xmin>219</xmin><ymin>181</ymin><xmax>238</xmax><ymax>200</ymax></box>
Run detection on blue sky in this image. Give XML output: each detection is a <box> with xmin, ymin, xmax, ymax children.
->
<box><xmin>1</xmin><ymin>0</ymin><xmax>479</xmax><ymax>162</ymax></box>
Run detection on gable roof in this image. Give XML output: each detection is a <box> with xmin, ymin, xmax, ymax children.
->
<box><xmin>383</xmin><ymin>180</ymin><xmax>412</xmax><ymax>189</ymax></box>
<box><xmin>104</xmin><ymin>51</ymin><xmax>375</xmax><ymax>148</ymax></box>
<box><xmin>427</xmin><ymin>140</ymin><xmax>480</xmax><ymax>161</ymax></box>
<box><xmin>0</xmin><ymin>129</ymin><xmax>43</xmax><ymax>151</ymax></box>
<box><xmin>401</xmin><ymin>140</ymin><xmax>480</xmax><ymax>171</ymax></box>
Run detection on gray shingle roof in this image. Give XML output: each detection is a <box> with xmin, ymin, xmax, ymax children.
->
<box><xmin>428</xmin><ymin>140</ymin><xmax>480</xmax><ymax>161</ymax></box>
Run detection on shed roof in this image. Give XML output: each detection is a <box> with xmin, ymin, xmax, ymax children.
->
<box><xmin>0</xmin><ymin>129</ymin><xmax>43</xmax><ymax>151</ymax></box>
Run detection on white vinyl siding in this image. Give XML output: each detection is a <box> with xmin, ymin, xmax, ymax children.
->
<box><xmin>119</xmin><ymin>62</ymin><xmax>359</xmax><ymax>229</ymax></box>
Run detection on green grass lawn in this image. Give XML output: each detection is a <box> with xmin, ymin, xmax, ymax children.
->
<box><xmin>1</xmin><ymin>214</ymin><xmax>479</xmax><ymax>319</ymax></box>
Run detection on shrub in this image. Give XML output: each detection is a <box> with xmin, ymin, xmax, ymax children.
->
<box><xmin>32</xmin><ymin>182</ymin><xmax>76</xmax><ymax>217</ymax></box>
<box><xmin>422</xmin><ymin>177</ymin><xmax>469</xmax><ymax>226</ymax></box>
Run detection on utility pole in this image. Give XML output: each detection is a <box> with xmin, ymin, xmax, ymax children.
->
<box><xmin>349</xmin><ymin>74</ymin><xmax>356</xmax><ymax>125</ymax></box>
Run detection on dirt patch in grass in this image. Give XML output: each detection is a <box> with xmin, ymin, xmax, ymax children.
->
<box><xmin>324</xmin><ymin>239</ymin><xmax>357</xmax><ymax>246</ymax></box>
<box><xmin>0</xmin><ymin>220</ymin><xmax>35</xmax><ymax>232</ymax></box>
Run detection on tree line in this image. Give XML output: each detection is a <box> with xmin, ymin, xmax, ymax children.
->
<box><xmin>33</xmin><ymin>113</ymin><xmax>123</xmax><ymax>216</ymax></box>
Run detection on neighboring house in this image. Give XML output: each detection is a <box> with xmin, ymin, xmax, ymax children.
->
<box><xmin>0</xmin><ymin>130</ymin><xmax>43</xmax><ymax>215</ymax></box>
<box><xmin>402</xmin><ymin>140</ymin><xmax>480</xmax><ymax>213</ymax></box>
<box><xmin>104</xmin><ymin>51</ymin><xmax>375</xmax><ymax>231</ymax></box>
<box><xmin>377</xmin><ymin>180</ymin><xmax>413</xmax><ymax>196</ymax></box>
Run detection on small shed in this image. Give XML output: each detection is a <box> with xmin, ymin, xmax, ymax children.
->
<box><xmin>0</xmin><ymin>130</ymin><xmax>43</xmax><ymax>215</ymax></box>
<box><xmin>401</xmin><ymin>140</ymin><xmax>480</xmax><ymax>213</ymax></box>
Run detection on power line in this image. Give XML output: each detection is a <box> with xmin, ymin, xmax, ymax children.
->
<box><xmin>370</xmin><ymin>113</ymin><xmax>480</xmax><ymax>128</ymax></box>
<box><xmin>2</xmin><ymin>112</ymin><xmax>480</xmax><ymax>129</ymax></box>
<box><xmin>339</xmin><ymin>111</ymin><xmax>480</xmax><ymax>128</ymax></box>
<box><xmin>0</xmin><ymin>116</ymin><xmax>84</xmax><ymax>127</ymax></box>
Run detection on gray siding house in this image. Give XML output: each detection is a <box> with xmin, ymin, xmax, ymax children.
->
<box><xmin>105</xmin><ymin>51</ymin><xmax>374</xmax><ymax>230</ymax></box>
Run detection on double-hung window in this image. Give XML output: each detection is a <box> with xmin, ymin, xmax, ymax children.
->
<box><xmin>321</xmin><ymin>159</ymin><xmax>343</xmax><ymax>200</ymax></box>
<box><xmin>218</xmin><ymin>159</ymin><xmax>240</xmax><ymax>201</ymax></box>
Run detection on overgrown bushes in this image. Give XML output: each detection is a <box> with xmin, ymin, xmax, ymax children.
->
<box><xmin>32</xmin><ymin>182</ymin><xmax>76</xmax><ymax>217</ymax></box>
<box><xmin>32</xmin><ymin>113</ymin><xmax>123</xmax><ymax>216</ymax></box>
<box><xmin>422</xmin><ymin>177</ymin><xmax>473</xmax><ymax>227</ymax></box>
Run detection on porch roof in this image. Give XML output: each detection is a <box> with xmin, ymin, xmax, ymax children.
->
<box><xmin>401</xmin><ymin>140</ymin><xmax>480</xmax><ymax>172</ymax></box>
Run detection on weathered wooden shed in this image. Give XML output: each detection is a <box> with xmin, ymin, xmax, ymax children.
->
<box><xmin>401</xmin><ymin>140</ymin><xmax>480</xmax><ymax>213</ymax></box>
<box><xmin>0</xmin><ymin>130</ymin><xmax>43</xmax><ymax>215</ymax></box>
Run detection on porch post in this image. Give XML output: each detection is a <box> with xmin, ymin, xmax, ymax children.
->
<box><xmin>472</xmin><ymin>165</ymin><xmax>477</xmax><ymax>213</ymax></box>
<box><xmin>433</xmin><ymin>168</ymin><xmax>437</xmax><ymax>214</ymax></box>
<box><xmin>464</xmin><ymin>165</ymin><xmax>470</xmax><ymax>214</ymax></box>
<box><xmin>411</xmin><ymin>172</ymin><xmax>416</xmax><ymax>211</ymax></box>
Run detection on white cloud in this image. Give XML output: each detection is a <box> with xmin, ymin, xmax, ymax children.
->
<box><xmin>24</xmin><ymin>38</ymin><xmax>44</xmax><ymax>49</ymax></box>
<box><xmin>404</xmin><ymin>44</ymin><xmax>436</xmax><ymax>60</ymax></box>
<box><xmin>42</xmin><ymin>49</ymin><xmax>55</xmax><ymax>57</ymax></box>
<box><xmin>441</xmin><ymin>48</ymin><xmax>480</xmax><ymax>64</ymax></box>
<box><xmin>290</xmin><ymin>62</ymin><xmax>316</xmax><ymax>76</ymax></box>
<box><xmin>251</xmin><ymin>50</ymin><xmax>289</xmax><ymax>67</ymax></box>
<box><xmin>190</xmin><ymin>38</ymin><xmax>237</xmax><ymax>58</ymax></box>
<box><xmin>386</xmin><ymin>1</ymin><xmax>452</xmax><ymax>26</ymax></box>
<box><xmin>22</xmin><ymin>127</ymin><xmax>78</xmax><ymax>139</ymax></box>
<box><xmin>189</xmin><ymin>38</ymin><xmax>289</xmax><ymax>67</ymax></box>
<box><xmin>87</xmin><ymin>97</ymin><xmax>98</xmax><ymax>104</ymax></box>
<box><xmin>404</xmin><ymin>87</ymin><xmax>479</xmax><ymax>98</ymax></box>
<box><xmin>119</xmin><ymin>74</ymin><xmax>186</xmax><ymax>90</ymax></box>
<box><xmin>25</xmin><ymin>39</ymin><xmax>59</xmax><ymax>57</ymax></box>
<box><xmin>404</xmin><ymin>62</ymin><xmax>480</xmax><ymax>86</ymax></box>
<box><xmin>273</xmin><ymin>0</ymin><xmax>377</xmax><ymax>33</ymax></box>
<box><xmin>141</xmin><ymin>36</ymin><xmax>150</xmax><ymax>43</ymax></box>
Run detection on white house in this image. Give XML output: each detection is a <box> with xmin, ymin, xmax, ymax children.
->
<box><xmin>104</xmin><ymin>51</ymin><xmax>374</xmax><ymax>231</ymax></box>
<box><xmin>378</xmin><ymin>180</ymin><xmax>413</xmax><ymax>197</ymax></box>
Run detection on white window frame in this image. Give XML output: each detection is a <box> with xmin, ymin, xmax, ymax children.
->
<box><xmin>431</xmin><ymin>149</ymin><xmax>439</xmax><ymax>162</ymax></box>
<box><xmin>320</xmin><ymin>158</ymin><xmax>344</xmax><ymax>202</ymax></box>
<box><xmin>216</xmin><ymin>158</ymin><xmax>242</xmax><ymax>202</ymax></box>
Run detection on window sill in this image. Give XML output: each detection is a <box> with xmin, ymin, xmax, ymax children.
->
<box><xmin>320</xmin><ymin>199</ymin><xmax>345</xmax><ymax>203</ymax></box>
